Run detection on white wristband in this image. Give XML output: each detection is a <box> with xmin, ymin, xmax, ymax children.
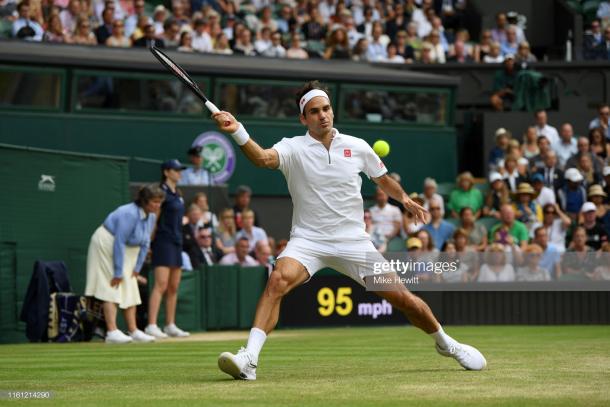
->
<box><xmin>231</xmin><ymin>123</ymin><xmax>250</xmax><ymax>146</ymax></box>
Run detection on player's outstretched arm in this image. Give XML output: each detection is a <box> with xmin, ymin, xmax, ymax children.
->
<box><xmin>212</xmin><ymin>111</ymin><xmax>279</xmax><ymax>169</ymax></box>
<box><xmin>373</xmin><ymin>174</ymin><xmax>430</xmax><ymax>224</ymax></box>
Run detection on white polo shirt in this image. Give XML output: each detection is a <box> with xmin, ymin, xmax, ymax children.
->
<box><xmin>273</xmin><ymin>129</ymin><xmax>387</xmax><ymax>242</ymax></box>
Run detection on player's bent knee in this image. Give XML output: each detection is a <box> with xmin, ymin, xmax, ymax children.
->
<box><xmin>266</xmin><ymin>270</ymin><xmax>292</xmax><ymax>297</ymax></box>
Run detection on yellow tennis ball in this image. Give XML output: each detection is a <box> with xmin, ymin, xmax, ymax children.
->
<box><xmin>373</xmin><ymin>140</ymin><xmax>390</xmax><ymax>157</ymax></box>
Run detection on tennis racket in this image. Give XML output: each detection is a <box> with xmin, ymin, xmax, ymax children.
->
<box><xmin>149</xmin><ymin>46</ymin><xmax>220</xmax><ymax>114</ymax></box>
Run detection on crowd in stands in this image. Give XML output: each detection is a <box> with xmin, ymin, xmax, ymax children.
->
<box><xmin>366</xmin><ymin>106</ymin><xmax>610</xmax><ymax>282</ymax></box>
<box><xmin>2</xmin><ymin>0</ymin><xmax>578</xmax><ymax>64</ymax></box>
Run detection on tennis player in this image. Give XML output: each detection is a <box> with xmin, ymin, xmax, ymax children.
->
<box><xmin>212</xmin><ymin>81</ymin><xmax>486</xmax><ymax>380</ymax></box>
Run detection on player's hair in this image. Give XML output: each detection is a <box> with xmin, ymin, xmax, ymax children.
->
<box><xmin>295</xmin><ymin>80</ymin><xmax>330</xmax><ymax>116</ymax></box>
<box><xmin>134</xmin><ymin>184</ymin><xmax>166</xmax><ymax>207</ymax></box>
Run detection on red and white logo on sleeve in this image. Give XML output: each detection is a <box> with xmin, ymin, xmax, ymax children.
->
<box><xmin>344</xmin><ymin>149</ymin><xmax>351</xmax><ymax>157</ymax></box>
<box><xmin>378</xmin><ymin>161</ymin><xmax>385</xmax><ymax>168</ymax></box>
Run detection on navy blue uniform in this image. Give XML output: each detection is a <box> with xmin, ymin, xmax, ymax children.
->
<box><xmin>152</xmin><ymin>184</ymin><xmax>185</xmax><ymax>267</ymax></box>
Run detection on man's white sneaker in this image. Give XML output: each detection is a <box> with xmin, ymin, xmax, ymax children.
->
<box><xmin>163</xmin><ymin>324</ymin><xmax>190</xmax><ymax>338</ymax></box>
<box><xmin>436</xmin><ymin>342</ymin><xmax>487</xmax><ymax>370</ymax></box>
<box><xmin>218</xmin><ymin>347</ymin><xmax>257</xmax><ymax>380</ymax></box>
<box><xmin>105</xmin><ymin>329</ymin><xmax>133</xmax><ymax>344</ymax></box>
<box><xmin>129</xmin><ymin>329</ymin><xmax>156</xmax><ymax>343</ymax></box>
<box><xmin>145</xmin><ymin>324</ymin><xmax>168</xmax><ymax>339</ymax></box>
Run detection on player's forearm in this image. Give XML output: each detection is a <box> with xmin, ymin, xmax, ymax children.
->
<box><xmin>377</xmin><ymin>175</ymin><xmax>408</xmax><ymax>203</ymax></box>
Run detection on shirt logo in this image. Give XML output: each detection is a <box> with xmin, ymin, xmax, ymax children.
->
<box><xmin>378</xmin><ymin>161</ymin><xmax>385</xmax><ymax>168</ymax></box>
<box><xmin>344</xmin><ymin>149</ymin><xmax>351</xmax><ymax>157</ymax></box>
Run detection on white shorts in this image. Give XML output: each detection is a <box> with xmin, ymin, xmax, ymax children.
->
<box><xmin>277</xmin><ymin>237</ymin><xmax>388</xmax><ymax>286</ymax></box>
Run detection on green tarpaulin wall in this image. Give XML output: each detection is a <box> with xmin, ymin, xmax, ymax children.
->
<box><xmin>0</xmin><ymin>144</ymin><xmax>129</xmax><ymax>343</ymax></box>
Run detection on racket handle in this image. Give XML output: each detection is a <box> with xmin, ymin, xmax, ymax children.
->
<box><xmin>205</xmin><ymin>100</ymin><xmax>220</xmax><ymax>114</ymax></box>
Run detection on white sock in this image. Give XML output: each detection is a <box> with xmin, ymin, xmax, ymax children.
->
<box><xmin>245</xmin><ymin>327</ymin><xmax>267</xmax><ymax>360</ymax></box>
<box><xmin>430</xmin><ymin>327</ymin><xmax>458</xmax><ymax>349</ymax></box>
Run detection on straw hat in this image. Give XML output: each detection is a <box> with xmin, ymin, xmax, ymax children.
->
<box><xmin>516</xmin><ymin>182</ymin><xmax>535</xmax><ymax>195</ymax></box>
<box><xmin>588</xmin><ymin>184</ymin><xmax>607</xmax><ymax>198</ymax></box>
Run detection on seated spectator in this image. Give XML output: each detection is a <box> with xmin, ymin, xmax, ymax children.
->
<box><xmin>531</xmin><ymin>173</ymin><xmax>556</xmax><ymax>208</ymax></box>
<box><xmin>489</xmin><ymin>128</ymin><xmax>510</xmax><ymax>172</ymax></box>
<box><xmin>517</xmin><ymin>157</ymin><xmax>530</xmax><ymax>181</ymax></box>
<box><xmin>590</xmin><ymin>26</ymin><xmax>610</xmax><ymax>61</ymax></box>
<box><xmin>501</xmin><ymin>154</ymin><xmax>525</xmax><ymax>193</ymax></box>
<box><xmin>535</xmin><ymin>150</ymin><xmax>563</xmax><ymax>192</ymax></box>
<box><xmin>72</xmin><ymin>17</ymin><xmax>97</xmax><ymax>45</ymax></box>
<box><xmin>418</xmin><ymin>42</ymin><xmax>435</xmax><ymax>64</ymax></box>
<box><xmin>427</xmin><ymin>29</ymin><xmax>446</xmax><ymax>63</ymax></box>
<box><xmin>162</xmin><ymin>19</ymin><xmax>180</xmax><ymax>49</ymax></box>
<box><xmin>125</xmin><ymin>0</ymin><xmax>148</xmax><ymax>39</ymax></box>
<box><xmin>562</xmin><ymin>226</ymin><xmax>594</xmax><ymax>280</ymax></box>
<box><xmin>152</xmin><ymin>5</ymin><xmax>167</xmax><ymax>36</ymax></box>
<box><xmin>475</xmin><ymin>30</ymin><xmax>493</xmax><ymax>61</ymax></box>
<box><xmin>422</xmin><ymin>197</ymin><xmax>455</xmax><ymax>250</ymax></box>
<box><xmin>491</xmin><ymin>12</ymin><xmax>508</xmax><ymax>44</ymax></box>
<box><xmin>558</xmin><ymin>168</ymin><xmax>587</xmax><ymax>220</ymax></box>
<box><xmin>364</xmin><ymin>209</ymin><xmax>387</xmax><ymax>253</ymax></box>
<box><xmin>589</xmin><ymin>127</ymin><xmax>609</xmax><ymax>161</ymax></box>
<box><xmin>133</xmin><ymin>24</ymin><xmax>165</xmax><ymax>48</ymax></box>
<box><xmin>482</xmin><ymin>41</ymin><xmax>503</xmax><ymax>63</ymax></box>
<box><xmin>213</xmin><ymin>32</ymin><xmax>233</xmax><ymax>55</ymax></box>
<box><xmin>566</xmin><ymin>137</ymin><xmax>604</xmax><ymax>175</ymax></box>
<box><xmin>286</xmin><ymin>35</ymin><xmax>309</xmax><ymax>59</ymax></box>
<box><xmin>500</xmin><ymin>25</ymin><xmax>519</xmax><ymax>56</ymax></box>
<box><xmin>416</xmin><ymin>229</ymin><xmax>439</xmax><ymax>260</ymax></box>
<box><xmin>588</xmin><ymin>185</ymin><xmax>610</xmax><ymax>236</ymax></box>
<box><xmin>459</xmin><ymin>207</ymin><xmax>488</xmax><ymax>251</ymax></box>
<box><xmin>513</xmin><ymin>183</ymin><xmax>543</xmax><ymax>231</ymax></box>
<box><xmin>370</xmin><ymin>187</ymin><xmax>402</xmax><ymax>240</ymax></box>
<box><xmin>215</xmin><ymin>208</ymin><xmax>237</xmax><ymax>255</ymax></box>
<box><xmin>59</xmin><ymin>0</ymin><xmax>81</xmax><ymax>35</ymax></box>
<box><xmin>580</xmin><ymin>202</ymin><xmax>609</xmax><ymax>251</ymax></box>
<box><xmin>489</xmin><ymin>203</ymin><xmax>529</xmax><ymax>250</ymax></box>
<box><xmin>555</xmin><ymin>123</ymin><xmax>578</xmax><ymax>169</ymax></box>
<box><xmin>515</xmin><ymin>41</ymin><xmax>537</xmax><ymax>64</ymax></box>
<box><xmin>490</xmin><ymin>55</ymin><xmax>516</xmax><ymax>111</ymax></box>
<box><xmin>516</xmin><ymin>244</ymin><xmax>550</xmax><ymax>281</ymax></box>
<box><xmin>583</xmin><ymin>19</ymin><xmax>604</xmax><ymax>60</ymax></box>
<box><xmin>439</xmin><ymin>241</ymin><xmax>469</xmax><ymax>283</ymax></box>
<box><xmin>528</xmin><ymin>135</ymin><xmax>552</xmax><ymax>173</ymax></box>
<box><xmin>385</xmin><ymin>2</ymin><xmax>408</xmax><ymax>41</ymax></box>
<box><xmin>302</xmin><ymin>6</ymin><xmax>326</xmax><ymax>42</ymax></box>
<box><xmin>446</xmin><ymin>40</ymin><xmax>473</xmax><ymax>63</ymax></box>
<box><xmin>219</xmin><ymin>237</ymin><xmax>258</xmax><ymax>266</ymax></box>
<box><xmin>191</xmin><ymin>192</ymin><xmax>217</xmax><ymax>229</ymax></box>
<box><xmin>233</xmin><ymin>185</ymin><xmax>260</xmax><ymax>230</ymax></box>
<box><xmin>324</xmin><ymin>26</ymin><xmax>351</xmax><ymax>60</ymax></box>
<box><xmin>351</xmin><ymin>38</ymin><xmax>370</xmax><ymax>61</ymax></box>
<box><xmin>379</xmin><ymin>43</ymin><xmax>405</xmax><ymax>63</ymax></box>
<box><xmin>12</xmin><ymin>2</ymin><xmax>44</xmax><ymax>41</ymax></box>
<box><xmin>106</xmin><ymin>19</ymin><xmax>131</xmax><ymax>47</ymax></box>
<box><xmin>261</xmin><ymin>31</ymin><xmax>286</xmax><ymax>58</ymax></box>
<box><xmin>591</xmin><ymin>242</ymin><xmax>610</xmax><ymax>280</ymax></box>
<box><xmin>254</xmin><ymin>240</ymin><xmax>273</xmax><ymax>273</ymax></box>
<box><xmin>483</xmin><ymin>171</ymin><xmax>511</xmax><ymax>219</ymax></box>
<box><xmin>404</xmin><ymin>21</ymin><xmax>422</xmax><ymax>55</ymax></box>
<box><xmin>533</xmin><ymin>110</ymin><xmax>560</xmax><ymax>147</ymax></box>
<box><xmin>177</xmin><ymin>31</ymin><xmax>194</xmax><ymax>52</ymax></box>
<box><xmin>532</xmin><ymin>226</ymin><xmax>562</xmax><ymax>279</ymax></box>
<box><xmin>192</xmin><ymin>227</ymin><xmax>223</xmax><ymax>267</ymax></box>
<box><xmin>44</xmin><ymin>13</ymin><xmax>70</xmax><ymax>43</ymax></box>
<box><xmin>539</xmin><ymin>203</ymin><xmax>571</xmax><ymax>253</ymax></box>
<box><xmin>254</xmin><ymin>6</ymin><xmax>278</xmax><ymax>34</ymax></box>
<box><xmin>254</xmin><ymin>26</ymin><xmax>272</xmax><ymax>54</ymax></box>
<box><xmin>589</xmin><ymin>103</ymin><xmax>609</xmax><ymax>141</ymax></box>
<box><xmin>235</xmin><ymin>209</ymin><xmax>268</xmax><ymax>253</ymax></box>
<box><xmin>448</xmin><ymin>171</ymin><xmax>483</xmax><ymax>218</ymax></box>
<box><xmin>421</xmin><ymin>177</ymin><xmax>444</xmax><ymax>215</ymax></box>
<box><xmin>394</xmin><ymin>30</ymin><xmax>415</xmax><ymax>62</ymax></box>
<box><xmin>182</xmin><ymin>203</ymin><xmax>202</xmax><ymax>259</ymax></box>
<box><xmin>577</xmin><ymin>154</ymin><xmax>603</xmax><ymax>190</ymax></box>
<box><xmin>478</xmin><ymin>243</ymin><xmax>516</xmax><ymax>282</ymax></box>
<box><xmin>521</xmin><ymin>126</ymin><xmax>539</xmax><ymax>159</ymax></box>
<box><xmin>191</xmin><ymin>18</ymin><xmax>212</xmax><ymax>53</ymax></box>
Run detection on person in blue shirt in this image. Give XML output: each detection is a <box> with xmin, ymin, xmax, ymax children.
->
<box><xmin>85</xmin><ymin>184</ymin><xmax>165</xmax><ymax>344</ymax></box>
<box><xmin>422</xmin><ymin>198</ymin><xmax>455</xmax><ymax>250</ymax></box>
<box><xmin>179</xmin><ymin>146</ymin><xmax>212</xmax><ymax>186</ymax></box>
<box><xmin>146</xmin><ymin>159</ymin><xmax>191</xmax><ymax>339</ymax></box>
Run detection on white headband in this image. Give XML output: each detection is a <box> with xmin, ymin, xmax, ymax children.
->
<box><xmin>299</xmin><ymin>89</ymin><xmax>330</xmax><ymax>114</ymax></box>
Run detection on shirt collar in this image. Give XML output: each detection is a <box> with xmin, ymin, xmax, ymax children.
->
<box><xmin>305</xmin><ymin>128</ymin><xmax>340</xmax><ymax>146</ymax></box>
<box><xmin>139</xmin><ymin>207</ymin><xmax>147</xmax><ymax>220</ymax></box>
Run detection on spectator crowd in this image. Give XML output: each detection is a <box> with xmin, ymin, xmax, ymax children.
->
<box><xmin>365</xmin><ymin>106</ymin><xmax>610</xmax><ymax>283</ymax></box>
<box><xmin>2</xmin><ymin>0</ymin><xmax>581</xmax><ymax>64</ymax></box>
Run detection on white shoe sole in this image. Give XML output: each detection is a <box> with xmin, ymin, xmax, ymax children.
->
<box><xmin>436</xmin><ymin>343</ymin><xmax>487</xmax><ymax>371</ymax></box>
<box><xmin>218</xmin><ymin>353</ymin><xmax>255</xmax><ymax>380</ymax></box>
<box><xmin>105</xmin><ymin>338</ymin><xmax>132</xmax><ymax>344</ymax></box>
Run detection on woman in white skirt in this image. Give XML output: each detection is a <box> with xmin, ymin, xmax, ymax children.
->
<box><xmin>85</xmin><ymin>185</ymin><xmax>165</xmax><ymax>344</ymax></box>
